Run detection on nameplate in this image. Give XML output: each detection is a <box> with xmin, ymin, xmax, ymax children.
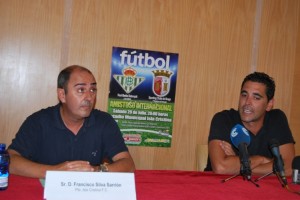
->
<box><xmin>44</xmin><ymin>171</ymin><xmax>136</xmax><ymax>200</ymax></box>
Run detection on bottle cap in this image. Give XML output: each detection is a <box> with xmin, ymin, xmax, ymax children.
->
<box><xmin>0</xmin><ymin>143</ymin><xmax>6</xmax><ymax>151</ymax></box>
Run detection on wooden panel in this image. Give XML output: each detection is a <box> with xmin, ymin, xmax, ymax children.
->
<box><xmin>0</xmin><ymin>0</ymin><xmax>63</xmax><ymax>145</ymax></box>
<box><xmin>68</xmin><ymin>0</ymin><xmax>255</xmax><ymax>170</ymax></box>
<box><xmin>65</xmin><ymin>0</ymin><xmax>256</xmax><ymax>170</ymax></box>
<box><xmin>0</xmin><ymin>0</ymin><xmax>299</xmax><ymax>171</ymax></box>
<box><xmin>256</xmin><ymin>0</ymin><xmax>300</xmax><ymax>153</ymax></box>
<box><xmin>291</xmin><ymin>55</ymin><xmax>300</xmax><ymax>154</ymax></box>
<box><xmin>257</xmin><ymin>0</ymin><xmax>299</xmax><ymax>114</ymax></box>
<box><xmin>290</xmin><ymin>0</ymin><xmax>300</xmax><ymax>155</ymax></box>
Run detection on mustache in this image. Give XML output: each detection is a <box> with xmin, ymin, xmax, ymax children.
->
<box><xmin>81</xmin><ymin>100</ymin><xmax>93</xmax><ymax>107</ymax></box>
<box><xmin>241</xmin><ymin>105</ymin><xmax>253</xmax><ymax>112</ymax></box>
<box><xmin>242</xmin><ymin>105</ymin><xmax>252</xmax><ymax>110</ymax></box>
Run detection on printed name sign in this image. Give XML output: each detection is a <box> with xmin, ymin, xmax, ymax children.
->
<box><xmin>44</xmin><ymin>171</ymin><xmax>136</xmax><ymax>200</ymax></box>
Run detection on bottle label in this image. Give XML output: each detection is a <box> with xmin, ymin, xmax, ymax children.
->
<box><xmin>0</xmin><ymin>174</ymin><xmax>8</xmax><ymax>188</ymax></box>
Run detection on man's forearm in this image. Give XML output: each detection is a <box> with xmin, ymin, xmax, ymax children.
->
<box><xmin>9</xmin><ymin>154</ymin><xmax>49</xmax><ymax>178</ymax></box>
<box><xmin>107</xmin><ymin>157</ymin><xmax>135</xmax><ymax>172</ymax></box>
<box><xmin>250</xmin><ymin>155</ymin><xmax>273</xmax><ymax>175</ymax></box>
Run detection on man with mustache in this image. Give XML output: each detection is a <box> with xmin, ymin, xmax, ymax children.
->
<box><xmin>205</xmin><ymin>72</ymin><xmax>295</xmax><ymax>176</ymax></box>
<box><xmin>8</xmin><ymin>65</ymin><xmax>135</xmax><ymax>178</ymax></box>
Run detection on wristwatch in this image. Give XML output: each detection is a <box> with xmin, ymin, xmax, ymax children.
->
<box><xmin>100</xmin><ymin>163</ymin><xmax>109</xmax><ymax>172</ymax></box>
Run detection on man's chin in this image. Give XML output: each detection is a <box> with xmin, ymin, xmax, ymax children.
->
<box><xmin>79</xmin><ymin>109</ymin><xmax>92</xmax><ymax>117</ymax></box>
<box><xmin>240</xmin><ymin>117</ymin><xmax>254</xmax><ymax>124</ymax></box>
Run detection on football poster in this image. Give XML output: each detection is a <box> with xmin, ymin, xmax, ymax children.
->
<box><xmin>107</xmin><ymin>47</ymin><xmax>179</xmax><ymax>147</ymax></box>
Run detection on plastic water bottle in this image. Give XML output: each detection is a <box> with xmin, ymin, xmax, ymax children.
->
<box><xmin>0</xmin><ymin>143</ymin><xmax>9</xmax><ymax>191</ymax></box>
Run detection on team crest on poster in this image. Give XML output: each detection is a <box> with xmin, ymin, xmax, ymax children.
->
<box><xmin>113</xmin><ymin>67</ymin><xmax>145</xmax><ymax>93</ymax></box>
<box><xmin>152</xmin><ymin>69</ymin><xmax>173</xmax><ymax>97</ymax></box>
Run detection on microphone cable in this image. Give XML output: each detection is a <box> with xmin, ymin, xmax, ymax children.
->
<box><xmin>284</xmin><ymin>184</ymin><xmax>300</xmax><ymax>195</ymax></box>
<box><xmin>273</xmin><ymin>172</ymin><xmax>300</xmax><ymax>195</ymax></box>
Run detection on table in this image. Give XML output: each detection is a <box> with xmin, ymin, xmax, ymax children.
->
<box><xmin>1</xmin><ymin>170</ymin><xmax>300</xmax><ymax>199</ymax></box>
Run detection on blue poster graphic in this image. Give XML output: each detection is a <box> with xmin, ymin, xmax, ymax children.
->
<box><xmin>108</xmin><ymin>47</ymin><xmax>179</xmax><ymax>147</ymax></box>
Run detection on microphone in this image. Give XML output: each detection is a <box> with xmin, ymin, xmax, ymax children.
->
<box><xmin>230</xmin><ymin>124</ymin><xmax>251</xmax><ymax>179</ymax></box>
<box><xmin>292</xmin><ymin>156</ymin><xmax>300</xmax><ymax>184</ymax></box>
<box><xmin>269</xmin><ymin>139</ymin><xmax>287</xmax><ymax>186</ymax></box>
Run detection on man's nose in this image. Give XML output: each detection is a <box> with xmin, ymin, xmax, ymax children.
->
<box><xmin>85</xmin><ymin>90</ymin><xmax>95</xmax><ymax>100</ymax></box>
<box><xmin>245</xmin><ymin>96</ymin><xmax>252</xmax><ymax>105</ymax></box>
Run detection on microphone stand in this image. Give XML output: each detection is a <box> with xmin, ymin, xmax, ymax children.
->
<box><xmin>255</xmin><ymin>170</ymin><xmax>300</xmax><ymax>195</ymax></box>
<box><xmin>254</xmin><ymin>163</ymin><xmax>286</xmax><ymax>187</ymax></box>
<box><xmin>222</xmin><ymin>147</ymin><xmax>259</xmax><ymax>187</ymax></box>
<box><xmin>221</xmin><ymin>164</ymin><xmax>260</xmax><ymax>187</ymax></box>
<box><xmin>254</xmin><ymin>171</ymin><xmax>273</xmax><ymax>182</ymax></box>
<box><xmin>221</xmin><ymin>173</ymin><xmax>240</xmax><ymax>182</ymax></box>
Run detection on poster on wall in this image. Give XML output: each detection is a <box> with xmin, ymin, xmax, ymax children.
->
<box><xmin>108</xmin><ymin>47</ymin><xmax>179</xmax><ymax>147</ymax></box>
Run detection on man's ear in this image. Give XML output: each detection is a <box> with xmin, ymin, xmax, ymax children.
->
<box><xmin>57</xmin><ymin>88</ymin><xmax>66</xmax><ymax>103</ymax></box>
<box><xmin>266</xmin><ymin>98</ymin><xmax>274</xmax><ymax>111</ymax></box>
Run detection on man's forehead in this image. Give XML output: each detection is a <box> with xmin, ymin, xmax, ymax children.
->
<box><xmin>242</xmin><ymin>81</ymin><xmax>266</xmax><ymax>89</ymax></box>
<box><xmin>69</xmin><ymin>70</ymin><xmax>96</xmax><ymax>86</ymax></box>
<box><xmin>241</xmin><ymin>81</ymin><xmax>266</xmax><ymax>94</ymax></box>
<box><xmin>73</xmin><ymin>82</ymin><xmax>97</xmax><ymax>87</ymax></box>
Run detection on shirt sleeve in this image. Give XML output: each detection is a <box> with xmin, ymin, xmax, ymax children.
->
<box><xmin>267</xmin><ymin>109</ymin><xmax>295</xmax><ymax>145</ymax></box>
<box><xmin>208</xmin><ymin>110</ymin><xmax>236</xmax><ymax>143</ymax></box>
<box><xmin>101</xmin><ymin>113</ymin><xmax>128</xmax><ymax>160</ymax></box>
<box><xmin>8</xmin><ymin>113</ymin><xmax>41</xmax><ymax>161</ymax></box>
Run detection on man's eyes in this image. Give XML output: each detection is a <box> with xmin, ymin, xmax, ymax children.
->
<box><xmin>240</xmin><ymin>92</ymin><xmax>247</xmax><ymax>97</ymax></box>
<box><xmin>90</xmin><ymin>88</ymin><xmax>97</xmax><ymax>93</ymax></box>
<box><xmin>253</xmin><ymin>95</ymin><xmax>261</xmax><ymax>100</ymax></box>
<box><xmin>77</xmin><ymin>88</ymin><xmax>97</xmax><ymax>93</ymax></box>
<box><xmin>240</xmin><ymin>93</ymin><xmax>261</xmax><ymax>100</ymax></box>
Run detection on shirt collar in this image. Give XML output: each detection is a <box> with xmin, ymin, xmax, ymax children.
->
<box><xmin>53</xmin><ymin>104</ymin><xmax>96</xmax><ymax>129</ymax></box>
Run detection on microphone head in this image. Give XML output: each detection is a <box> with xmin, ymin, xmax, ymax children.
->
<box><xmin>292</xmin><ymin>156</ymin><xmax>300</xmax><ymax>184</ymax></box>
<box><xmin>292</xmin><ymin>156</ymin><xmax>300</xmax><ymax>169</ymax></box>
<box><xmin>230</xmin><ymin>124</ymin><xmax>250</xmax><ymax>148</ymax></box>
<box><xmin>269</xmin><ymin>139</ymin><xmax>281</xmax><ymax>158</ymax></box>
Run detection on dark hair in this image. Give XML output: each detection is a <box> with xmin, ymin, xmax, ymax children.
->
<box><xmin>57</xmin><ymin>65</ymin><xmax>93</xmax><ymax>93</ymax></box>
<box><xmin>241</xmin><ymin>72</ymin><xmax>275</xmax><ymax>101</ymax></box>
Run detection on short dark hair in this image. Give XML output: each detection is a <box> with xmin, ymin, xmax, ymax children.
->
<box><xmin>241</xmin><ymin>72</ymin><xmax>275</xmax><ymax>101</ymax></box>
<box><xmin>57</xmin><ymin>65</ymin><xmax>93</xmax><ymax>93</ymax></box>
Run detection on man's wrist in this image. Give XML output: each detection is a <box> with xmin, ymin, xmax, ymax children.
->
<box><xmin>99</xmin><ymin>163</ymin><xmax>109</xmax><ymax>172</ymax></box>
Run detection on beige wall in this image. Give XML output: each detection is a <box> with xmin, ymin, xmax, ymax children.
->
<box><xmin>0</xmin><ymin>0</ymin><xmax>299</xmax><ymax>171</ymax></box>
